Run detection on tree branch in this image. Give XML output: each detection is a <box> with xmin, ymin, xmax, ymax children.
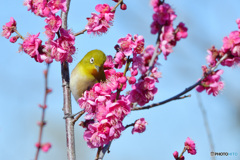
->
<box><xmin>34</xmin><ymin>64</ymin><xmax>50</xmax><ymax>160</ymax></box>
<box><xmin>111</xmin><ymin>0</ymin><xmax>124</xmax><ymax>12</ymax></box>
<box><xmin>61</xmin><ymin>0</ymin><xmax>76</xmax><ymax>160</ymax></box>
<box><xmin>72</xmin><ymin>110</ymin><xmax>85</xmax><ymax>125</ymax></box>
<box><xmin>74</xmin><ymin>29</ymin><xmax>87</xmax><ymax>37</ymax></box>
<box><xmin>132</xmin><ymin>54</ymin><xmax>228</xmax><ymax>111</ymax></box>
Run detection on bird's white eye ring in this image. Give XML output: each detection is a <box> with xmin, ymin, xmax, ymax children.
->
<box><xmin>90</xmin><ymin>57</ymin><xmax>94</xmax><ymax>64</ymax></box>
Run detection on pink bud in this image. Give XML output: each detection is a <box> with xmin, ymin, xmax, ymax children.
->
<box><xmin>42</xmin><ymin>105</ymin><xmax>47</xmax><ymax>109</ymax></box>
<box><xmin>46</xmin><ymin>88</ymin><xmax>52</xmax><ymax>94</ymax></box>
<box><xmin>41</xmin><ymin>142</ymin><xmax>52</xmax><ymax>152</ymax></box>
<box><xmin>114</xmin><ymin>44</ymin><xmax>120</xmax><ymax>52</ymax></box>
<box><xmin>173</xmin><ymin>151</ymin><xmax>178</xmax><ymax>159</ymax></box>
<box><xmin>9</xmin><ymin>35</ymin><xmax>19</xmax><ymax>43</ymax></box>
<box><xmin>37</xmin><ymin>121</ymin><xmax>46</xmax><ymax>126</ymax></box>
<box><xmin>120</xmin><ymin>3</ymin><xmax>127</xmax><ymax>10</ymax></box>
<box><xmin>35</xmin><ymin>142</ymin><xmax>41</xmax><ymax>148</ymax></box>
<box><xmin>38</xmin><ymin>104</ymin><xmax>47</xmax><ymax>109</ymax></box>
<box><xmin>128</xmin><ymin>76</ymin><xmax>136</xmax><ymax>84</ymax></box>
<box><xmin>119</xmin><ymin>76</ymin><xmax>127</xmax><ymax>84</ymax></box>
<box><xmin>179</xmin><ymin>155</ymin><xmax>185</xmax><ymax>160</ymax></box>
<box><xmin>131</xmin><ymin>69</ymin><xmax>138</xmax><ymax>76</ymax></box>
<box><xmin>43</xmin><ymin>70</ymin><xmax>48</xmax><ymax>77</ymax></box>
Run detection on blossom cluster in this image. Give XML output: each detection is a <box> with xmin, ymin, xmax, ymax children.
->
<box><xmin>86</xmin><ymin>4</ymin><xmax>115</xmax><ymax>35</ymax></box>
<box><xmin>173</xmin><ymin>137</ymin><xmax>196</xmax><ymax>160</ymax></box>
<box><xmin>23</xmin><ymin>0</ymin><xmax>66</xmax><ymax>17</ymax></box>
<box><xmin>150</xmin><ymin>1</ymin><xmax>188</xmax><ymax>60</ymax></box>
<box><xmin>196</xmin><ymin>18</ymin><xmax>240</xmax><ymax>96</ymax></box>
<box><xmin>79</xmin><ymin>34</ymin><xmax>158</xmax><ymax>148</ymax></box>
<box><xmin>2</xmin><ymin>0</ymin><xmax>76</xmax><ymax>64</ymax></box>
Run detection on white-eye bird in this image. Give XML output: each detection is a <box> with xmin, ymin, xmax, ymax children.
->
<box><xmin>70</xmin><ymin>49</ymin><xmax>106</xmax><ymax>102</ymax></box>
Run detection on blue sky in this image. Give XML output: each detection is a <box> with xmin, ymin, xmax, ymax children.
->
<box><xmin>0</xmin><ymin>0</ymin><xmax>240</xmax><ymax>160</ymax></box>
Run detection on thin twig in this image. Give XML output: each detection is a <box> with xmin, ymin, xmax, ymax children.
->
<box><xmin>34</xmin><ymin>64</ymin><xmax>50</xmax><ymax>160</ymax></box>
<box><xmin>111</xmin><ymin>0</ymin><xmax>124</xmax><ymax>12</ymax></box>
<box><xmin>72</xmin><ymin>110</ymin><xmax>85</xmax><ymax>125</ymax></box>
<box><xmin>124</xmin><ymin>123</ymin><xmax>135</xmax><ymax>129</ymax></box>
<box><xmin>132</xmin><ymin>54</ymin><xmax>228</xmax><ymax>111</ymax></box>
<box><xmin>97</xmin><ymin>142</ymin><xmax>112</xmax><ymax>160</ymax></box>
<box><xmin>61</xmin><ymin>0</ymin><xmax>76</xmax><ymax>160</ymax></box>
<box><xmin>178</xmin><ymin>147</ymin><xmax>186</xmax><ymax>159</ymax></box>
<box><xmin>74</xmin><ymin>29</ymin><xmax>87</xmax><ymax>37</ymax></box>
<box><xmin>145</xmin><ymin>41</ymin><xmax>160</xmax><ymax>76</ymax></box>
<box><xmin>196</xmin><ymin>93</ymin><xmax>216</xmax><ymax>160</ymax></box>
<box><xmin>14</xmin><ymin>29</ymin><xmax>24</xmax><ymax>40</ymax></box>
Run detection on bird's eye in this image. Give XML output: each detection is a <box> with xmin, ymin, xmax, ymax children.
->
<box><xmin>90</xmin><ymin>57</ymin><xmax>94</xmax><ymax>64</ymax></box>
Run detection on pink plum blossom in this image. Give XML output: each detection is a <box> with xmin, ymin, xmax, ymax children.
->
<box><xmin>86</xmin><ymin>4</ymin><xmax>114</xmax><ymax>35</ymax></box>
<box><xmin>152</xmin><ymin>3</ymin><xmax>176</xmax><ymax>26</ymax></box>
<box><xmin>47</xmin><ymin>15</ymin><xmax>62</xmax><ymax>32</ymax></box>
<box><xmin>176</xmin><ymin>22</ymin><xmax>188</xmax><ymax>41</ymax></box>
<box><xmin>129</xmin><ymin>77</ymin><xmax>158</xmax><ymax>106</ymax></box>
<box><xmin>130</xmin><ymin>67</ymin><xmax>138</xmax><ymax>76</ymax></box>
<box><xmin>107</xmin><ymin>100</ymin><xmax>131</xmax><ymax>120</ymax></box>
<box><xmin>222</xmin><ymin>31</ymin><xmax>240</xmax><ymax>52</ymax></box>
<box><xmin>83</xmin><ymin>122</ymin><xmax>107</xmax><ymax>148</ymax></box>
<box><xmin>206</xmin><ymin>46</ymin><xmax>219</xmax><ymax>67</ymax></box>
<box><xmin>160</xmin><ymin>40</ymin><xmax>173</xmax><ymax>60</ymax></box>
<box><xmin>133</xmin><ymin>34</ymin><xmax>145</xmax><ymax>54</ymax></box>
<box><xmin>21</xmin><ymin>32</ymin><xmax>45</xmax><ymax>63</ymax></box>
<box><xmin>138</xmin><ymin>45</ymin><xmax>157</xmax><ymax>75</ymax></box>
<box><xmin>150</xmin><ymin>2</ymin><xmax>188</xmax><ymax>60</ymax></box>
<box><xmin>196</xmin><ymin>66</ymin><xmax>224</xmax><ymax>96</ymax></box>
<box><xmin>50</xmin><ymin>28</ymin><xmax>76</xmax><ymax>63</ymax></box>
<box><xmin>184</xmin><ymin>137</ymin><xmax>197</xmax><ymax>155</ymax></box>
<box><xmin>160</xmin><ymin>25</ymin><xmax>175</xmax><ymax>42</ymax></box>
<box><xmin>117</xmin><ymin>34</ymin><xmax>136</xmax><ymax>56</ymax></box>
<box><xmin>95</xmin><ymin>4</ymin><xmax>114</xmax><ymax>21</ymax></box>
<box><xmin>132</xmin><ymin>118</ymin><xmax>147</xmax><ymax>134</ymax></box>
<box><xmin>47</xmin><ymin>0</ymin><xmax>67</xmax><ymax>14</ymax></box>
<box><xmin>150</xmin><ymin>0</ymin><xmax>161</xmax><ymax>12</ymax></box>
<box><xmin>114</xmin><ymin>51</ymin><xmax>126</xmax><ymax>69</ymax></box>
<box><xmin>24</xmin><ymin>0</ymin><xmax>51</xmax><ymax>17</ymax></box>
<box><xmin>104</xmin><ymin>69</ymin><xmax>127</xmax><ymax>91</ymax></box>
<box><xmin>104</xmin><ymin>55</ymin><xmax>114</xmax><ymax>69</ymax></box>
<box><xmin>83</xmin><ymin>117</ymin><xmax>124</xmax><ymax>148</ymax></box>
<box><xmin>151</xmin><ymin>67</ymin><xmax>162</xmax><ymax>82</ymax></box>
<box><xmin>44</xmin><ymin>14</ymin><xmax>62</xmax><ymax>39</ymax></box>
<box><xmin>24</xmin><ymin>0</ymin><xmax>66</xmax><ymax>17</ymax></box>
<box><xmin>131</xmin><ymin>54</ymin><xmax>143</xmax><ymax>72</ymax></box>
<box><xmin>159</xmin><ymin>25</ymin><xmax>175</xmax><ymax>60</ymax></box>
<box><xmin>150</xmin><ymin>2</ymin><xmax>176</xmax><ymax>34</ymax></box>
<box><xmin>150</xmin><ymin>20</ymin><xmax>160</xmax><ymax>34</ymax></box>
<box><xmin>78</xmin><ymin>90</ymin><xmax>98</xmax><ymax>120</ymax></box>
<box><xmin>2</xmin><ymin>17</ymin><xmax>16</xmax><ymax>39</ymax></box>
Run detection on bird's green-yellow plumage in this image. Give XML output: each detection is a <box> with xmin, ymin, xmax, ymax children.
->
<box><xmin>70</xmin><ymin>49</ymin><xmax>106</xmax><ymax>101</ymax></box>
